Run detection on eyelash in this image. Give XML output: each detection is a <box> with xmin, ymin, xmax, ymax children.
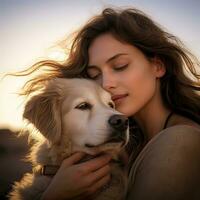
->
<box><xmin>114</xmin><ymin>64</ymin><xmax>128</xmax><ymax>71</ymax></box>
<box><xmin>88</xmin><ymin>64</ymin><xmax>128</xmax><ymax>80</ymax></box>
<box><xmin>89</xmin><ymin>74</ymin><xmax>100</xmax><ymax>80</ymax></box>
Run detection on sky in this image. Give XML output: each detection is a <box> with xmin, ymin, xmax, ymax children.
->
<box><xmin>0</xmin><ymin>0</ymin><xmax>200</xmax><ymax>130</ymax></box>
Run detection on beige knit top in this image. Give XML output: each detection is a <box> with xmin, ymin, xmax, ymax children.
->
<box><xmin>126</xmin><ymin>125</ymin><xmax>200</xmax><ymax>200</ymax></box>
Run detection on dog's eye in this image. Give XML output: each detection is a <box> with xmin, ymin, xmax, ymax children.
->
<box><xmin>108</xmin><ymin>102</ymin><xmax>115</xmax><ymax>109</ymax></box>
<box><xmin>75</xmin><ymin>102</ymin><xmax>92</xmax><ymax>110</ymax></box>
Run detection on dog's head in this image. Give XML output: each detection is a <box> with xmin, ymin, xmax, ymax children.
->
<box><xmin>23</xmin><ymin>78</ymin><xmax>129</xmax><ymax>156</ymax></box>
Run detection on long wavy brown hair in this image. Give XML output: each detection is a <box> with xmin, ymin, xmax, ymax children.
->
<box><xmin>13</xmin><ymin>7</ymin><xmax>200</xmax><ymax>146</ymax></box>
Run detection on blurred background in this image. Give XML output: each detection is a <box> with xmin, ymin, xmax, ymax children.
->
<box><xmin>0</xmin><ymin>0</ymin><xmax>200</xmax><ymax>199</ymax></box>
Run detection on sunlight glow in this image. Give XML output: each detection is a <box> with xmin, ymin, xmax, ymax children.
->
<box><xmin>47</xmin><ymin>48</ymin><xmax>67</xmax><ymax>62</ymax></box>
<box><xmin>0</xmin><ymin>75</ymin><xmax>27</xmax><ymax>131</ymax></box>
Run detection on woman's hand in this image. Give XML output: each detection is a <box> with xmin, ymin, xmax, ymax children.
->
<box><xmin>41</xmin><ymin>152</ymin><xmax>112</xmax><ymax>200</ymax></box>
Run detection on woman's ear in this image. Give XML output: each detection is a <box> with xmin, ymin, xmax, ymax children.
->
<box><xmin>151</xmin><ymin>57</ymin><xmax>166</xmax><ymax>78</ymax></box>
<box><xmin>23</xmin><ymin>84</ymin><xmax>62</xmax><ymax>144</ymax></box>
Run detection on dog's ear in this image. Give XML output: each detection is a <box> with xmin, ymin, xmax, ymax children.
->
<box><xmin>23</xmin><ymin>80</ymin><xmax>62</xmax><ymax>144</ymax></box>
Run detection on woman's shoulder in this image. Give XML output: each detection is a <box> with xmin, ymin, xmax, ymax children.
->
<box><xmin>141</xmin><ymin>123</ymin><xmax>200</xmax><ymax>164</ymax></box>
<box><xmin>159</xmin><ymin>123</ymin><xmax>200</xmax><ymax>140</ymax></box>
<box><xmin>153</xmin><ymin>113</ymin><xmax>200</xmax><ymax>148</ymax></box>
<box><xmin>159</xmin><ymin>116</ymin><xmax>200</xmax><ymax>141</ymax></box>
<box><xmin>167</xmin><ymin>113</ymin><xmax>200</xmax><ymax>129</ymax></box>
<box><xmin>127</xmin><ymin>124</ymin><xmax>200</xmax><ymax>199</ymax></box>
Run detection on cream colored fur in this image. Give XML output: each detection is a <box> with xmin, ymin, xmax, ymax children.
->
<box><xmin>8</xmin><ymin>78</ymin><xmax>129</xmax><ymax>200</ymax></box>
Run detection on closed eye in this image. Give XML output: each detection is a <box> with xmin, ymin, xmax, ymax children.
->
<box><xmin>86</xmin><ymin>67</ymin><xmax>101</xmax><ymax>80</ymax></box>
<box><xmin>89</xmin><ymin>74</ymin><xmax>100</xmax><ymax>80</ymax></box>
<box><xmin>114</xmin><ymin>64</ymin><xmax>128</xmax><ymax>71</ymax></box>
<box><xmin>75</xmin><ymin>102</ymin><xmax>92</xmax><ymax>110</ymax></box>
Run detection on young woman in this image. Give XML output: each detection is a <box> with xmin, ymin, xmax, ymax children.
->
<box><xmin>17</xmin><ymin>7</ymin><xmax>200</xmax><ymax>199</ymax></box>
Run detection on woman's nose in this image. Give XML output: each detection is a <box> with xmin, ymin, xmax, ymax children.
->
<box><xmin>102</xmin><ymin>73</ymin><xmax>116</xmax><ymax>91</ymax></box>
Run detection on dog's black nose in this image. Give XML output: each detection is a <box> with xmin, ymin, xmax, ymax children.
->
<box><xmin>108</xmin><ymin>114</ymin><xmax>128</xmax><ymax>131</ymax></box>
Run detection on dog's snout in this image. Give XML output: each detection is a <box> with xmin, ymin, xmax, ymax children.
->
<box><xmin>108</xmin><ymin>114</ymin><xmax>128</xmax><ymax>131</ymax></box>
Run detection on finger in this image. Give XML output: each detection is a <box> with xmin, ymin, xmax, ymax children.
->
<box><xmin>85</xmin><ymin>174</ymin><xmax>111</xmax><ymax>196</ymax></box>
<box><xmin>87</xmin><ymin>164</ymin><xmax>111</xmax><ymax>185</ymax></box>
<box><xmin>62</xmin><ymin>152</ymin><xmax>86</xmax><ymax>167</ymax></box>
<box><xmin>80</xmin><ymin>154</ymin><xmax>112</xmax><ymax>173</ymax></box>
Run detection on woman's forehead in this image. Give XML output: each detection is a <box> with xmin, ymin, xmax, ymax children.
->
<box><xmin>88</xmin><ymin>33</ymin><xmax>135</xmax><ymax>66</ymax></box>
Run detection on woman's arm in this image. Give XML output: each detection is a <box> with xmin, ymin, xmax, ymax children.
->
<box><xmin>41</xmin><ymin>152</ymin><xmax>112</xmax><ymax>200</ymax></box>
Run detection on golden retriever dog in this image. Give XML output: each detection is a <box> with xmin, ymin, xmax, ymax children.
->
<box><xmin>8</xmin><ymin>78</ymin><xmax>129</xmax><ymax>200</ymax></box>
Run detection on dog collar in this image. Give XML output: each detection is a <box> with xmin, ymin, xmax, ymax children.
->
<box><xmin>36</xmin><ymin>156</ymin><xmax>123</xmax><ymax>176</ymax></box>
<box><xmin>33</xmin><ymin>165</ymin><xmax>59</xmax><ymax>176</ymax></box>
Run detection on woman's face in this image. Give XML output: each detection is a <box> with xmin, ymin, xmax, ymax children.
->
<box><xmin>87</xmin><ymin>33</ymin><xmax>164</xmax><ymax>117</ymax></box>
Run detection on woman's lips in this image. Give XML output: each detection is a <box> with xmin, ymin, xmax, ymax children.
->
<box><xmin>111</xmin><ymin>94</ymin><xmax>128</xmax><ymax>104</ymax></box>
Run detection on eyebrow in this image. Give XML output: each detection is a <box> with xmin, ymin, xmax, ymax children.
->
<box><xmin>88</xmin><ymin>53</ymin><xmax>128</xmax><ymax>69</ymax></box>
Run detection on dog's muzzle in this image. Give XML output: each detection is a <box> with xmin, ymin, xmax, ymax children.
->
<box><xmin>108</xmin><ymin>114</ymin><xmax>128</xmax><ymax>132</ymax></box>
<box><xmin>85</xmin><ymin>114</ymin><xmax>129</xmax><ymax>148</ymax></box>
<box><xmin>108</xmin><ymin>114</ymin><xmax>128</xmax><ymax>142</ymax></box>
